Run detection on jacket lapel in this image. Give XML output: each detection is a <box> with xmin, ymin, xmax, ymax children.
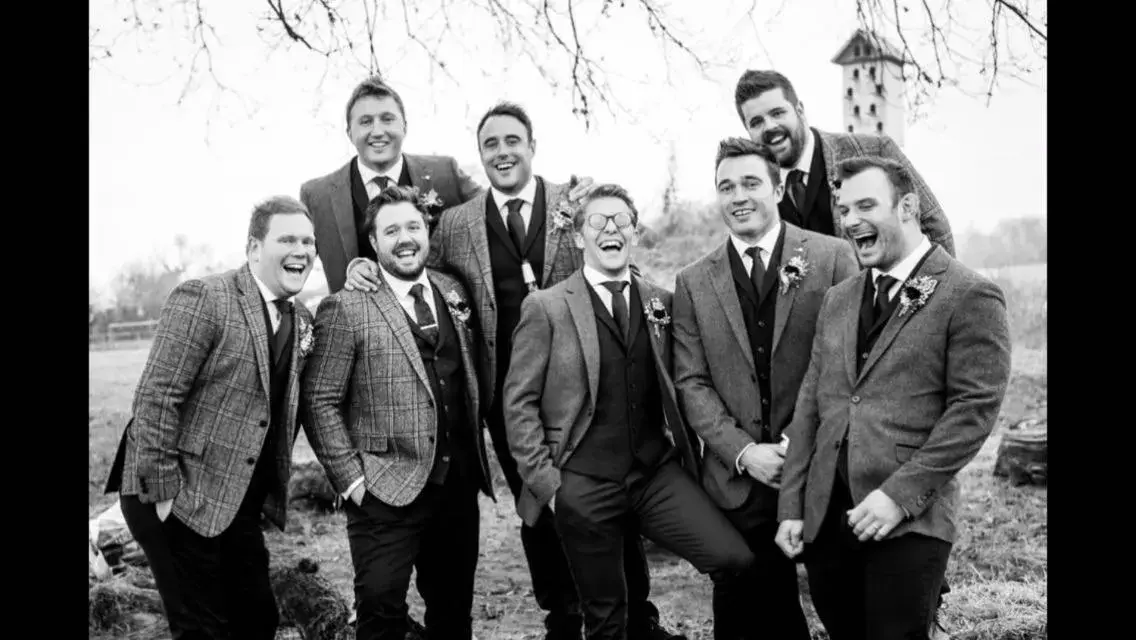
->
<box><xmin>236</xmin><ymin>265</ymin><xmax>272</xmax><ymax>400</ymax></box>
<box><xmin>818</xmin><ymin>130</ymin><xmax>844</xmax><ymax>236</ymax></box>
<box><xmin>369</xmin><ymin>282</ymin><xmax>433</xmax><ymax>400</ymax></box>
<box><xmin>771</xmin><ymin>225</ymin><xmax>807</xmax><ymax>354</ymax></box>
<box><xmin>542</xmin><ymin>179</ymin><xmax>569</xmax><ymax>286</ymax></box>
<box><xmin>333</xmin><ymin>161</ymin><xmax>360</xmax><ymax>262</ymax></box>
<box><xmin>521</xmin><ymin>177</ymin><xmax>547</xmax><ymax>257</ymax></box>
<box><xmin>857</xmin><ymin>245</ymin><xmax>949</xmax><ymax>383</ymax></box>
<box><xmin>564</xmin><ymin>272</ymin><xmax>600</xmax><ymax>411</ymax></box>
<box><xmin>709</xmin><ymin>243</ymin><xmax>756</xmax><ymax>374</ymax></box>
<box><xmin>463</xmin><ymin>194</ymin><xmax>497</xmax><ymax>307</ymax></box>
<box><xmin>843</xmin><ymin>271</ymin><xmax>871</xmax><ymax>386</ymax></box>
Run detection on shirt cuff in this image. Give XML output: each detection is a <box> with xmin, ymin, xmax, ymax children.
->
<box><xmin>735</xmin><ymin>442</ymin><xmax>756</xmax><ymax>475</ymax></box>
<box><xmin>342</xmin><ymin>476</ymin><xmax>365</xmax><ymax>500</ymax></box>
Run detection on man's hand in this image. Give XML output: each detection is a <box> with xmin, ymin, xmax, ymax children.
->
<box><xmin>565</xmin><ymin>175</ymin><xmax>597</xmax><ymax>203</ymax></box>
<box><xmin>155</xmin><ymin>499</ymin><xmax>173</xmax><ymax>523</ymax></box>
<box><xmin>740</xmin><ymin>443</ymin><xmax>786</xmax><ymax>489</ymax></box>
<box><xmin>847</xmin><ymin>489</ymin><xmax>906</xmax><ymax>542</ymax></box>
<box><xmin>774</xmin><ymin>520</ymin><xmax>804</xmax><ymax>558</ymax></box>
<box><xmin>349</xmin><ymin>483</ymin><xmax>366</xmax><ymax>507</ymax></box>
<box><xmin>344</xmin><ymin>259</ymin><xmax>381</xmax><ymax>292</ymax></box>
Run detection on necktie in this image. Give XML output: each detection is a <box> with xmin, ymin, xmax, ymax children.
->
<box><xmin>271</xmin><ymin>299</ymin><xmax>294</xmax><ymax>365</ymax></box>
<box><xmin>873</xmin><ymin>274</ymin><xmax>899</xmax><ymax>325</ymax></box>
<box><xmin>504</xmin><ymin>198</ymin><xmax>527</xmax><ymax>255</ymax></box>
<box><xmin>745</xmin><ymin>246</ymin><xmax>765</xmax><ymax>301</ymax></box>
<box><xmin>786</xmin><ymin>169</ymin><xmax>807</xmax><ymax>221</ymax></box>
<box><xmin>601</xmin><ymin>281</ymin><xmax>629</xmax><ymax>341</ymax></box>
<box><xmin>372</xmin><ymin>175</ymin><xmax>392</xmax><ymax>193</ymax></box>
<box><xmin>409</xmin><ymin>283</ymin><xmax>439</xmax><ymax>345</ymax></box>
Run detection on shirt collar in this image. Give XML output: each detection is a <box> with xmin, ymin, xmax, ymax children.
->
<box><xmin>728</xmin><ymin>220</ymin><xmax>782</xmax><ymax>262</ymax></box>
<box><xmin>250</xmin><ymin>270</ymin><xmax>294</xmax><ymax>306</ymax></box>
<box><xmin>873</xmin><ymin>235</ymin><xmax>932</xmax><ymax>286</ymax></box>
<box><xmin>378</xmin><ymin>264</ymin><xmax>431</xmax><ymax>301</ymax></box>
<box><xmin>779</xmin><ymin>128</ymin><xmax>815</xmax><ymax>183</ymax></box>
<box><xmin>491</xmin><ymin>177</ymin><xmax>538</xmax><ymax>213</ymax></box>
<box><xmin>583</xmin><ymin>264</ymin><xmax>631</xmax><ymax>291</ymax></box>
<box><xmin>357</xmin><ymin>154</ymin><xmax>404</xmax><ymax>187</ymax></box>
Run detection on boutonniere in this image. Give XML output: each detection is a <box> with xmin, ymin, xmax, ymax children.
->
<box><xmin>445</xmin><ymin>290</ymin><xmax>472</xmax><ymax>325</ymax></box>
<box><xmin>643</xmin><ymin>297</ymin><xmax>671</xmax><ymax>338</ymax></box>
<box><xmin>418</xmin><ymin>187</ymin><xmax>444</xmax><ymax>211</ymax></box>
<box><xmin>778</xmin><ymin>248</ymin><xmax>812</xmax><ymax>294</ymax></box>
<box><xmin>550</xmin><ymin>199</ymin><xmax>575</xmax><ymax>232</ymax></box>
<box><xmin>896</xmin><ymin>276</ymin><xmax>938</xmax><ymax>316</ymax></box>
<box><xmin>297</xmin><ymin>316</ymin><xmax>314</xmax><ymax>358</ymax></box>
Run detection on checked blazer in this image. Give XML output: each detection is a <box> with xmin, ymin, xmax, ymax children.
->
<box><xmin>104</xmin><ymin>264</ymin><xmax>314</xmax><ymax>538</ymax></box>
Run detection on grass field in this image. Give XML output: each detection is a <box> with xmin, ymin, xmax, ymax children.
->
<box><xmin>88</xmin><ymin>260</ymin><xmax>1047</xmax><ymax>640</ymax></box>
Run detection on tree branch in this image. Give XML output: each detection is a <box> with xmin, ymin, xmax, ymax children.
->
<box><xmin>994</xmin><ymin>0</ymin><xmax>1046</xmax><ymax>41</ymax></box>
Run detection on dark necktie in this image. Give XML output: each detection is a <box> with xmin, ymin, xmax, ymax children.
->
<box><xmin>409</xmin><ymin>283</ymin><xmax>439</xmax><ymax>345</ymax></box>
<box><xmin>505</xmin><ymin>198</ymin><xmax>527</xmax><ymax>255</ymax></box>
<box><xmin>873</xmin><ymin>274</ymin><xmax>899</xmax><ymax>325</ymax></box>
<box><xmin>786</xmin><ymin>169</ymin><xmax>807</xmax><ymax>220</ymax></box>
<box><xmin>601</xmin><ymin>280</ymin><xmax>629</xmax><ymax>341</ymax></box>
<box><xmin>271</xmin><ymin>299</ymin><xmax>294</xmax><ymax>365</ymax></box>
<box><xmin>745</xmin><ymin>246</ymin><xmax>766</xmax><ymax>301</ymax></box>
<box><xmin>372</xmin><ymin>175</ymin><xmax>392</xmax><ymax>193</ymax></box>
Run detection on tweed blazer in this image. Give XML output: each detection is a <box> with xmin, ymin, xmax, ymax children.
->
<box><xmin>778</xmin><ymin>245</ymin><xmax>1012</xmax><ymax>545</ymax></box>
<box><xmin>300</xmin><ymin>269</ymin><xmax>493</xmax><ymax>506</ymax></box>
<box><xmin>301</xmin><ymin>154</ymin><xmax>482</xmax><ymax>293</ymax></box>
<box><xmin>502</xmin><ymin>270</ymin><xmax>699</xmax><ymax>527</ymax></box>
<box><xmin>426</xmin><ymin>177</ymin><xmax>582</xmax><ymax>406</ymax></box>
<box><xmin>105</xmin><ymin>264</ymin><xmax>313</xmax><ymax>538</ymax></box>
<box><xmin>672</xmin><ymin>223</ymin><xmax>859</xmax><ymax>510</ymax></box>
<box><xmin>816</xmin><ymin>129</ymin><xmax>955</xmax><ymax>258</ymax></box>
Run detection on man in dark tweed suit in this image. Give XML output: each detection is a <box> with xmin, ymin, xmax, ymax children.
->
<box><xmin>733</xmin><ymin>69</ymin><xmax>956</xmax><ymax>259</ymax></box>
<box><xmin>302</xmin><ymin>186</ymin><xmax>495</xmax><ymax>640</ymax></box>
<box><xmin>672</xmin><ymin>138</ymin><xmax>859</xmax><ymax>640</ymax></box>
<box><xmin>342</xmin><ymin>103</ymin><xmax>680</xmax><ymax>640</ymax></box>
<box><xmin>775</xmin><ymin>157</ymin><xmax>1012</xmax><ymax>640</ymax></box>
<box><xmin>300</xmin><ymin>76</ymin><xmax>483</xmax><ymax>294</ymax></box>
<box><xmin>104</xmin><ymin>196</ymin><xmax>318</xmax><ymax>639</ymax></box>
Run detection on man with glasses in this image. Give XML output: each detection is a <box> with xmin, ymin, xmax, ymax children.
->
<box><xmin>504</xmin><ymin>183</ymin><xmax>755</xmax><ymax>640</ymax></box>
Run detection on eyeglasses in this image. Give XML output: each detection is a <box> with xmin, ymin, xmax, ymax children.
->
<box><xmin>585</xmin><ymin>212</ymin><xmax>634</xmax><ymax>230</ymax></box>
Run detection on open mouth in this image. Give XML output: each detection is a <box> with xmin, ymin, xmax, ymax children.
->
<box><xmin>851</xmin><ymin>231</ymin><xmax>879</xmax><ymax>251</ymax></box>
<box><xmin>599</xmin><ymin>239</ymin><xmax>624</xmax><ymax>254</ymax></box>
<box><xmin>394</xmin><ymin>245</ymin><xmax>419</xmax><ymax>260</ymax></box>
<box><xmin>367</xmin><ymin>140</ymin><xmax>390</xmax><ymax>152</ymax></box>
<box><xmin>731</xmin><ymin>208</ymin><xmax>755</xmax><ymax>220</ymax></box>
<box><xmin>495</xmin><ymin>161</ymin><xmax>516</xmax><ymax>173</ymax></box>
<box><xmin>283</xmin><ymin>263</ymin><xmax>307</xmax><ymax>275</ymax></box>
<box><xmin>765</xmin><ymin>131</ymin><xmax>789</xmax><ymax>148</ymax></box>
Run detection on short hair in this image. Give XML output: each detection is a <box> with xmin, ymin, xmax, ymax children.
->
<box><xmin>476</xmin><ymin>101</ymin><xmax>534</xmax><ymax>142</ymax></box>
<box><xmin>345</xmin><ymin>76</ymin><xmax>407</xmax><ymax>127</ymax></box>
<box><xmin>734</xmin><ymin>70</ymin><xmax>800</xmax><ymax>122</ymax></box>
<box><xmin>835</xmin><ymin>156</ymin><xmax>916</xmax><ymax>206</ymax></box>
<box><xmin>248</xmin><ymin>195</ymin><xmax>312</xmax><ymax>243</ymax></box>
<box><xmin>714</xmin><ymin>137</ymin><xmax>782</xmax><ymax>189</ymax></box>
<box><xmin>363</xmin><ymin>185</ymin><xmax>430</xmax><ymax>238</ymax></box>
<box><xmin>573</xmin><ymin>183</ymin><xmax>639</xmax><ymax>231</ymax></box>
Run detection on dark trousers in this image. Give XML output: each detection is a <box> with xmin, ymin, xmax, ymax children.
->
<box><xmin>554</xmin><ymin>460</ymin><xmax>754</xmax><ymax>640</ymax></box>
<box><xmin>487</xmin><ymin>393</ymin><xmax>660</xmax><ymax>632</ymax></box>
<box><xmin>345</xmin><ymin>469</ymin><xmax>480</xmax><ymax>640</ymax></box>
<box><xmin>119</xmin><ymin>492</ymin><xmax>278</xmax><ymax>640</ymax></box>
<box><xmin>711</xmin><ymin>490</ymin><xmax>810</xmax><ymax>640</ymax></box>
<box><xmin>804</xmin><ymin>478</ymin><xmax>952</xmax><ymax>640</ymax></box>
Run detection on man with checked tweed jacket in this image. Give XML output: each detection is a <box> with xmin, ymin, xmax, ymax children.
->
<box><xmin>104</xmin><ymin>196</ymin><xmax>318</xmax><ymax>640</ymax></box>
<box><xmin>302</xmin><ymin>186</ymin><xmax>495</xmax><ymax>640</ymax></box>
<box><xmin>342</xmin><ymin>103</ymin><xmax>682</xmax><ymax>640</ymax></box>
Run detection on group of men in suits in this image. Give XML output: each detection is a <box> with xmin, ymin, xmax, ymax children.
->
<box><xmin>104</xmin><ymin>67</ymin><xmax>1012</xmax><ymax>640</ymax></box>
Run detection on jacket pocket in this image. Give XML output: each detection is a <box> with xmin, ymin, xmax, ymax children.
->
<box><xmin>176</xmin><ymin>432</ymin><xmax>208</xmax><ymax>456</ymax></box>
<box><xmin>354</xmin><ymin>434</ymin><xmax>390</xmax><ymax>454</ymax></box>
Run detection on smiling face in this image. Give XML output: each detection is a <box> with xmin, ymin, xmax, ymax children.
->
<box><xmin>835</xmin><ymin>167</ymin><xmax>918</xmax><ymax>271</ymax></box>
<box><xmin>347</xmin><ymin>95</ymin><xmax>407</xmax><ymax>174</ymax></box>
<box><xmin>370</xmin><ymin>201</ymin><xmax>429</xmax><ymax>281</ymax></box>
<box><xmin>574</xmin><ymin>196</ymin><xmax>638</xmax><ymax>277</ymax></box>
<box><xmin>738</xmin><ymin>88</ymin><xmax>810</xmax><ymax>168</ymax></box>
<box><xmin>248</xmin><ymin>213</ymin><xmax>317</xmax><ymax>298</ymax></box>
<box><xmin>478</xmin><ymin>114</ymin><xmax>535</xmax><ymax>195</ymax></box>
<box><xmin>715</xmin><ymin>153</ymin><xmax>784</xmax><ymax>243</ymax></box>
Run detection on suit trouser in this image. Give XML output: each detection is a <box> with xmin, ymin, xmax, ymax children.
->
<box><xmin>119</xmin><ymin>491</ymin><xmax>279</xmax><ymax>640</ymax></box>
<box><xmin>804</xmin><ymin>477</ymin><xmax>952</xmax><ymax>640</ymax></box>
<box><xmin>345</xmin><ymin>468</ymin><xmax>480</xmax><ymax>640</ymax></box>
<box><xmin>486</xmin><ymin>391</ymin><xmax>660</xmax><ymax>629</ymax></box>
<box><xmin>554</xmin><ymin>460</ymin><xmax>755</xmax><ymax>640</ymax></box>
<box><xmin>711</xmin><ymin>485</ymin><xmax>811</xmax><ymax>640</ymax></box>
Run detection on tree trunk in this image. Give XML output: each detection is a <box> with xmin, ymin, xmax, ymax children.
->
<box><xmin>993</xmin><ymin>418</ymin><xmax>1047</xmax><ymax>486</ymax></box>
<box><xmin>270</xmin><ymin>559</ymin><xmax>355</xmax><ymax>640</ymax></box>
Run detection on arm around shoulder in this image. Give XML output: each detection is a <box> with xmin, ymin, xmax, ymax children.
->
<box><xmin>879</xmin><ymin>135</ymin><xmax>955</xmax><ymax>257</ymax></box>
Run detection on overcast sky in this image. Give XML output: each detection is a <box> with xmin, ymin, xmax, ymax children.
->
<box><xmin>89</xmin><ymin>0</ymin><xmax>1046</xmax><ymax>295</ymax></box>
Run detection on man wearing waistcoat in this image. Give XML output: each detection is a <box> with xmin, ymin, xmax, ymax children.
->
<box><xmin>302</xmin><ymin>186</ymin><xmax>495</xmax><ymax>640</ymax></box>
<box><xmin>504</xmin><ymin>183</ymin><xmax>755</xmax><ymax>640</ymax></box>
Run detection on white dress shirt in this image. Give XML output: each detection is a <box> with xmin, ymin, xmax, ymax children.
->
<box><xmin>582</xmin><ymin>265</ymin><xmax>632</xmax><ymax>318</ymax></box>
<box><xmin>729</xmin><ymin>220</ymin><xmax>782</xmax><ymax>279</ymax></box>
<box><xmin>779</xmin><ymin>128</ymin><xmax>815</xmax><ymax>188</ymax></box>
<box><xmin>250</xmin><ymin>272</ymin><xmax>296</xmax><ymax>334</ymax></box>
<box><xmin>341</xmin><ymin>265</ymin><xmax>436</xmax><ymax>501</ymax></box>
<box><xmin>358</xmin><ymin>154</ymin><xmax>406</xmax><ymax>201</ymax></box>
<box><xmin>491</xmin><ymin>177</ymin><xmax>538</xmax><ymax>234</ymax></box>
<box><xmin>872</xmin><ymin>235</ymin><xmax>932</xmax><ymax>301</ymax></box>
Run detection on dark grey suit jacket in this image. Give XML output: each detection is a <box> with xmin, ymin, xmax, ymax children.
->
<box><xmin>778</xmin><ymin>244</ymin><xmax>1012</xmax><ymax>545</ymax></box>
